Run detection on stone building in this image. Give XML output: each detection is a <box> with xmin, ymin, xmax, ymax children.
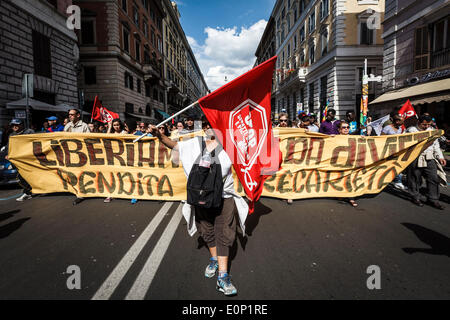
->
<box><xmin>255</xmin><ymin>0</ymin><xmax>385</xmax><ymax>123</ymax></box>
<box><xmin>74</xmin><ymin>0</ymin><xmax>206</xmax><ymax>124</ymax></box>
<box><xmin>74</xmin><ymin>0</ymin><xmax>166</xmax><ymax>123</ymax></box>
<box><xmin>0</xmin><ymin>0</ymin><xmax>79</xmax><ymax>128</ymax></box>
<box><xmin>370</xmin><ymin>0</ymin><xmax>450</xmax><ymax>126</ymax></box>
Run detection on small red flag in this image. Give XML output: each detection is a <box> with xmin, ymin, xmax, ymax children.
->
<box><xmin>399</xmin><ymin>100</ymin><xmax>417</xmax><ymax>119</ymax></box>
<box><xmin>91</xmin><ymin>96</ymin><xmax>119</xmax><ymax>123</ymax></box>
<box><xmin>198</xmin><ymin>56</ymin><xmax>282</xmax><ymax>214</ymax></box>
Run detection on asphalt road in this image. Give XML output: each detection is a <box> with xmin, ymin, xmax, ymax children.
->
<box><xmin>0</xmin><ymin>183</ymin><xmax>449</xmax><ymax>300</ymax></box>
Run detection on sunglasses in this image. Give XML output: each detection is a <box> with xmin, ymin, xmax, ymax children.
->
<box><xmin>340</xmin><ymin>126</ymin><xmax>350</xmax><ymax>129</ymax></box>
<box><xmin>68</xmin><ymin>113</ymin><xmax>77</xmax><ymax>116</ymax></box>
<box><xmin>280</xmin><ymin>119</ymin><xmax>288</xmax><ymax>122</ymax></box>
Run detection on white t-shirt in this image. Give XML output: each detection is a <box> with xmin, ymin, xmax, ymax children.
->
<box><xmin>178</xmin><ymin>137</ymin><xmax>234</xmax><ymax>198</ymax></box>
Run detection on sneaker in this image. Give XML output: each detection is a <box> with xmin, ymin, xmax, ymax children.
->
<box><xmin>16</xmin><ymin>194</ymin><xmax>32</xmax><ymax>202</ymax></box>
<box><xmin>393</xmin><ymin>182</ymin><xmax>407</xmax><ymax>190</ymax></box>
<box><xmin>131</xmin><ymin>199</ymin><xmax>138</xmax><ymax>204</ymax></box>
<box><xmin>205</xmin><ymin>258</ymin><xmax>218</xmax><ymax>278</ymax></box>
<box><xmin>216</xmin><ymin>274</ymin><xmax>237</xmax><ymax>296</ymax></box>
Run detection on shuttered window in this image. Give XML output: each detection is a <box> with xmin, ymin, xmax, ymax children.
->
<box><xmin>32</xmin><ymin>30</ymin><xmax>52</xmax><ymax>78</ymax></box>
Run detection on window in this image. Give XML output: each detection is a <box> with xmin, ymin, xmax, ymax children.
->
<box><xmin>81</xmin><ymin>20</ymin><xmax>95</xmax><ymax>44</ymax></box>
<box><xmin>300</xmin><ymin>26</ymin><xmax>305</xmax><ymax>43</ymax></box>
<box><xmin>84</xmin><ymin>66</ymin><xmax>96</xmax><ymax>85</ymax></box>
<box><xmin>153</xmin><ymin>88</ymin><xmax>158</xmax><ymax>100</ymax></box>
<box><xmin>144</xmin><ymin>49</ymin><xmax>150</xmax><ymax>64</ymax></box>
<box><xmin>32</xmin><ymin>30</ymin><xmax>52</xmax><ymax>78</ymax></box>
<box><xmin>151</xmin><ymin>27</ymin><xmax>156</xmax><ymax>46</ymax></box>
<box><xmin>320</xmin><ymin>76</ymin><xmax>327</xmax><ymax>113</ymax></box>
<box><xmin>294</xmin><ymin>7</ymin><xmax>298</xmax><ymax>22</ymax></box>
<box><xmin>135</xmin><ymin>39</ymin><xmax>141</xmax><ymax>62</ymax></box>
<box><xmin>288</xmin><ymin>44</ymin><xmax>291</xmax><ymax>57</ymax></box>
<box><xmin>360</xmin><ymin>21</ymin><xmax>374</xmax><ymax>45</ymax></box>
<box><xmin>300</xmin><ymin>50</ymin><xmax>305</xmax><ymax>65</ymax></box>
<box><xmin>125</xmin><ymin>72</ymin><xmax>134</xmax><ymax>90</ymax></box>
<box><xmin>294</xmin><ymin>35</ymin><xmax>297</xmax><ymax>50</ymax></box>
<box><xmin>309</xmin><ymin>43</ymin><xmax>315</xmax><ymax>64</ymax></box>
<box><xmin>125</xmin><ymin>103</ymin><xmax>134</xmax><ymax>114</ymax></box>
<box><xmin>282</xmin><ymin>7</ymin><xmax>286</xmax><ymax>19</ymax></box>
<box><xmin>320</xmin><ymin>0</ymin><xmax>329</xmax><ymax>20</ymax></box>
<box><xmin>145</xmin><ymin>83</ymin><xmax>151</xmax><ymax>97</ymax></box>
<box><xmin>309</xmin><ymin>83</ymin><xmax>315</xmax><ymax>112</ymax></box>
<box><xmin>300</xmin><ymin>0</ymin><xmax>305</xmax><ymax>14</ymax></box>
<box><xmin>321</xmin><ymin>30</ymin><xmax>328</xmax><ymax>56</ymax></box>
<box><xmin>121</xmin><ymin>0</ymin><xmax>127</xmax><ymax>12</ymax></box>
<box><xmin>143</xmin><ymin>20</ymin><xmax>148</xmax><ymax>38</ymax></box>
<box><xmin>133</xmin><ymin>7</ymin><xmax>139</xmax><ymax>26</ymax></box>
<box><xmin>309</xmin><ymin>12</ymin><xmax>316</xmax><ymax>33</ymax></box>
<box><xmin>137</xmin><ymin>79</ymin><xmax>141</xmax><ymax>93</ymax></box>
<box><xmin>415</xmin><ymin>26</ymin><xmax>430</xmax><ymax>71</ymax></box>
<box><xmin>123</xmin><ymin>26</ymin><xmax>130</xmax><ymax>53</ymax></box>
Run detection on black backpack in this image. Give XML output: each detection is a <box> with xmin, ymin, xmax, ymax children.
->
<box><xmin>187</xmin><ymin>137</ymin><xmax>224</xmax><ymax>209</ymax></box>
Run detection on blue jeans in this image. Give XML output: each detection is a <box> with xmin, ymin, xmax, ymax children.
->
<box><xmin>393</xmin><ymin>174</ymin><xmax>403</xmax><ymax>184</ymax></box>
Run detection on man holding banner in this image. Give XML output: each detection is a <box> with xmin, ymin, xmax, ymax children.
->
<box><xmin>406</xmin><ymin>114</ymin><xmax>447</xmax><ymax>210</ymax></box>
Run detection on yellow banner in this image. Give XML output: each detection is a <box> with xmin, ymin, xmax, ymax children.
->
<box><xmin>8</xmin><ymin>128</ymin><xmax>443</xmax><ymax>200</ymax></box>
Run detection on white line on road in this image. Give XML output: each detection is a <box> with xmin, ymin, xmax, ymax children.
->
<box><xmin>125</xmin><ymin>202</ymin><xmax>183</xmax><ymax>300</ymax></box>
<box><xmin>92</xmin><ymin>202</ymin><xmax>174</xmax><ymax>300</ymax></box>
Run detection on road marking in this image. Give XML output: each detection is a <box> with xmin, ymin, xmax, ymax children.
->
<box><xmin>91</xmin><ymin>201</ymin><xmax>174</xmax><ymax>300</ymax></box>
<box><xmin>125</xmin><ymin>202</ymin><xmax>183</xmax><ymax>300</ymax></box>
<box><xmin>0</xmin><ymin>194</ymin><xmax>22</xmax><ymax>201</ymax></box>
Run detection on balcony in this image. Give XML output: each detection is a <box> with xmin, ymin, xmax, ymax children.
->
<box><xmin>143</xmin><ymin>59</ymin><xmax>162</xmax><ymax>83</ymax></box>
<box><xmin>279</xmin><ymin>66</ymin><xmax>309</xmax><ymax>90</ymax></box>
<box><xmin>431</xmin><ymin>48</ymin><xmax>450</xmax><ymax>69</ymax></box>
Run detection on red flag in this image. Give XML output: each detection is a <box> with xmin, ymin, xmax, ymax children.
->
<box><xmin>91</xmin><ymin>96</ymin><xmax>119</xmax><ymax>123</ymax></box>
<box><xmin>399</xmin><ymin>100</ymin><xmax>417</xmax><ymax>119</ymax></box>
<box><xmin>198</xmin><ymin>56</ymin><xmax>282</xmax><ymax>214</ymax></box>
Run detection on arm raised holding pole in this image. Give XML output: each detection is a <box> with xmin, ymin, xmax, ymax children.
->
<box><xmin>133</xmin><ymin>101</ymin><xmax>199</xmax><ymax>143</ymax></box>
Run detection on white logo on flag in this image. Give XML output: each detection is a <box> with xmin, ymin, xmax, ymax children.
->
<box><xmin>101</xmin><ymin>107</ymin><xmax>113</xmax><ymax>122</ymax></box>
<box><xmin>229</xmin><ymin>99</ymin><xmax>268</xmax><ymax>191</ymax></box>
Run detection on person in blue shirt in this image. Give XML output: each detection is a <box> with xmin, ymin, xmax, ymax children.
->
<box><xmin>346</xmin><ymin>111</ymin><xmax>358</xmax><ymax>135</ymax></box>
<box><xmin>46</xmin><ymin>116</ymin><xmax>64</xmax><ymax>132</ymax></box>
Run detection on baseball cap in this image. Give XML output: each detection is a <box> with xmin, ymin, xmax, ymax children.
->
<box><xmin>10</xmin><ymin>119</ymin><xmax>23</xmax><ymax>125</ymax></box>
<box><xmin>46</xmin><ymin>116</ymin><xmax>58</xmax><ymax>121</ymax></box>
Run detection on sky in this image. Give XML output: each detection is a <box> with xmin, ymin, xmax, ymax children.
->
<box><xmin>177</xmin><ymin>0</ymin><xmax>275</xmax><ymax>91</ymax></box>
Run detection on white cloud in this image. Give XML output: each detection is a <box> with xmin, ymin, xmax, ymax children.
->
<box><xmin>188</xmin><ymin>19</ymin><xmax>267</xmax><ymax>92</ymax></box>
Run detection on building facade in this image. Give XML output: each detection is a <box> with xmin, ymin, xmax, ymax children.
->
<box><xmin>0</xmin><ymin>0</ymin><xmax>79</xmax><ymax>128</ymax></box>
<box><xmin>256</xmin><ymin>0</ymin><xmax>385</xmax><ymax>123</ymax></box>
<box><xmin>74</xmin><ymin>0</ymin><xmax>166</xmax><ymax>123</ymax></box>
<box><xmin>75</xmin><ymin>0</ymin><xmax>206</xmax><ymax>124</ymax></box>
<box><xmin>370</xmin><ymin>0</ymin><xmax>450</xmax><ymax>125</ymax></box>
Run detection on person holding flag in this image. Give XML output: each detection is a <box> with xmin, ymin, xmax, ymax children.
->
<box><xmin>91</xmin><ymin>96</ymin><xmax>120</xmax><ymax>124</ymax></box>
<box><xmin>150</xmin><ymin>119</ymin><xmax>246</xmax><ymax>296</ymax></box>
<box><xmin>147</xmin><ymin>56</ymin><xmax>281</xmax><ymax>296</ymax></box>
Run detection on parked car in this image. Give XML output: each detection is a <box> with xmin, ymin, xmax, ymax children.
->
<box><xmin>0</xmin><ymin>146</ymin><xmax>19</xmax><ymax>186</ymax></box>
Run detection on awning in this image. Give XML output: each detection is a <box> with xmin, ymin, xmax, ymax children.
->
<box><xmin>6</xmin><ymin>98</ymin><xmax>68</xmax><ymax>112</ymax></box>
<box><xmin>370</xmin><ymin>78</ymin><xmax>450</xmax><ymax>105</ymax></box>
<box><xmin>125</xmin><ymin>112</ymin><xmax>154</xmax><ymax>121</ymax></box>
<box><xmin>155</xmin><ymin>108</ymin><xmax>171</xmax><ymax>119</ymax></box>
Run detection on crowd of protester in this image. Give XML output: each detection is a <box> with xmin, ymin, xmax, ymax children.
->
<box><xmin>1</xmin><ymin>106</ymin><xmax>448</xmax><ymax>211</ymax></box>
<box><xmin>273</xmin><ymin>108</ymin><xmax>448</xmax><ymax>210</ymax></box>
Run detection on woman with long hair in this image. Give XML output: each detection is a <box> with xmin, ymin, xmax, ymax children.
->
<box><xmin>104</xmin><ymin>119</ymin><xmax>127</xmax><ymax>203</ymax></box>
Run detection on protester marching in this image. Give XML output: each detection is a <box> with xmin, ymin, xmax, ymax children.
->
<box><xmin>3</xmin><ymin>55</ymin><xmax>448</xmax><ymax>302</ymax></box>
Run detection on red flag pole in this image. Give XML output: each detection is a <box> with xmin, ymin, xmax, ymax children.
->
<box><xmin>91</xmin><ymin>96</ymin><xmax>98</xmax><ymax>123</ymax></box>
<box><xmin>133</xmin><ymin>100</ymin><xmax>199</xmax><ymax>143</ymax></box>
